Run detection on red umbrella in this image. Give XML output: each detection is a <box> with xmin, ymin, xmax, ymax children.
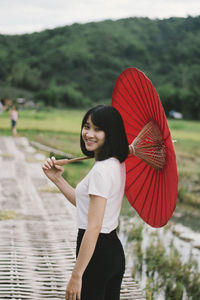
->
<box><xmin>111</xmin><ymin>68</ymin><xmax>178</xmax><ymax>228</ymax></box>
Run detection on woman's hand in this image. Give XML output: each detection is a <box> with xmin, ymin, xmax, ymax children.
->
<box><xmin>42</xmin><ymin>156</ymin><xmax>64</xmax><ymax>183</ymax></box>
<box><xmin>65</xmin><ymin>273</ymin><xmax>82</xmax><ymax>300</ymax></box>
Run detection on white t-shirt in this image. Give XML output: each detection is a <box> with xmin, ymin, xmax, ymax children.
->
<box><xmin>11</xmin><ymin>110</ymin><xmax>18</xmax><ymax>121</ymax></box>
<box><xmin>75</xmin><ymin>157</ymin><xmax>126</xmax><ymax>233</ymax></box>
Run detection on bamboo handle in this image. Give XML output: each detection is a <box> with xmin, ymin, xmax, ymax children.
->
<box><xmin>55</xmin><ymin>156</ymin><xmax>91</xmax><ymax>166</ymax></box>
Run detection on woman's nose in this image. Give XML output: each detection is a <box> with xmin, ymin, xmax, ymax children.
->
<box><xmin>86</xmin><ymin>129</ymin><xmax>94</xmax><ymax>138</ymax></box>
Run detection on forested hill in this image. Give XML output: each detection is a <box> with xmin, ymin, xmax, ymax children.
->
<box><xmin>0</xmin><ymin>16</ymin><xmax>200</xmax><ymax>118</ymax></box>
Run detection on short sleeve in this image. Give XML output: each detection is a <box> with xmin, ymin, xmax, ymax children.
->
<box><xmin>88</xmin><ymin>164</ymin><xmax>113</xmax><ymax>199</ymax></box>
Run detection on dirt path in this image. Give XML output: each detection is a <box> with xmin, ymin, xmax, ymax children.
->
<box><xmin>0</xmin><ymin>136</ymin><xmax>145</xmax><ymax>300</ymax></box>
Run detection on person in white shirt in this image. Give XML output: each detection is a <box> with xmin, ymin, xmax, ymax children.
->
<box><xmin>10</xmin><ymin>105</ymin><xmax>18</xmax><ymax>137</ymax></box>
<box><xmin>42</xmin><ymin>105</ymin><xmax>129</xmax><ymax>300</ymax></box>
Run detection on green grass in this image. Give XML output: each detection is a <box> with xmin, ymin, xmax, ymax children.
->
<box><xmin>0</xmin><ymin>108</ymin><xmax>94</xmax><ymax>187</ymax></box>
<box><xmin>0</xmin><ymin>108</ymin><xmax>85</xmax><ymax>134</ymax></box>
<box><xmin>0</xmin><ymin>109</ymin><xmax>86</xmax><ymax>156</ymax></box>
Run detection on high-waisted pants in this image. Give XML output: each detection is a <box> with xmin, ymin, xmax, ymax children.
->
<box><xmin>76</xmin><ymin>229</ymin><xmax>125</xmax><ymax>300</ymax></box>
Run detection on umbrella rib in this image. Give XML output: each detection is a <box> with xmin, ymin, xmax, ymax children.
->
<box><xmin>163</xmin><ymin>170</ymin><xmax>167</xmax><ymax>225</ymax></box>
<box><xmin>156</xmin><ymin>92</ymin><xmax>164</xmax><ymax>131</ymax></box>
<box><xmin>113</xmin><ymin>97</ymin><xmax>142</xmax><ymax>131</ymax></box>
<box><xmin>156</xmin><ymin>93</ymin><xmax>162</xmax><ymax>129</ymax></box>
<box><xmin>146</xmin><ymin>170</ymin><xmax>158</xmax><ymax>224</ymax></box>
<box><xmin>126</xmin><ymin>159</ymin><xmax>143</xmax><ymax>175</ymax></box>
<box><xmin>124</xmin><ymin>70</ymin><xmax>149</xmax><ymax>122</ymax></box>
<box><xmin>154</xmin><ymin>92</ymin><xmax>161</xmax><ymax>126</ymax></box>
<box><xmin>113</xmin><ymin>85</ymin><xmax>145</xmax><ymax>127</ymax></box>
<box><xmin>126</xmin><ymin>163</ymin><xmax>148</xmax><ymax>194</ymax></box>
<box><xmin>137</xmin><ymin>70</ymin><xmax>155</xmax><ymax>121</ymax></box>
<box><xmin>156</xmin><ymin>89</ymin><xmax>166</xmax><ymax>134</ymax></box>
<box><xmin>139</xmin><ymin>168</ymin><xmax>155</xmax><ymax>216</ymax></box>
<box><xmin>133</xmin><ymin>168</ymin><xmax>153</xmax><ymax>209</ymax></box>
<box><xmin>117</xmin><ymin>77</ymin><xmax>146</xmax><ymax>126</ymax></box>
<box><xmin>149</xmin><ymin>82</ymin><xmax>167</xmax><ymax>146</ymax></box>
<box><xmin>126</xmin><ymin>131</ymin><xmax>138</xmax><ymax>138</ymax></box>
<box><xmin>149</xmin><ymin>81</ymin><xmax>159</xmax><ymax>125</ymax></box>
<box><xmin>128</xmin><ymin>70</ymin><xmax>150</xmax><ymax>122</ymax></box>
<box><xmin>143</xmin><ymin>75</ymin><xmax>155</xmax><ymax>120</ymax></box>
<box><xmin>164</xmin><ymin>132</ymin><xmax>170</xmax><ymax>142</ymax></box>
<box><xmin>160</xmin><ymin>169</ymin><xmax>165</xmax><ymax>226</ymax></box>
<box><xmin>114</xmin><ymin>85</ymin><xmax>137</xmax><ymax>118</ymax></box>
<box><xmin>152</xmin><ymin>171</ymin><xmax>161</xmax><ymax>227</ymax></box>
<box><xmin>137</xmin><ymin>69</ymin><xmax>157</xmax><ymax>121</ymax></box>
<box><xmin>133</xmin><ymin>69</ymin><xmax>154</xmax><ymax>121</ymax></box>
<box><xmin>160</xmin><ymin>110</ymin><xmax>165</xmax><ymax>135</ymax></box>
<box><xmin>158</xmin><ymin>86</ymin><xmax>166</xmax><ymax>133</ymax></box>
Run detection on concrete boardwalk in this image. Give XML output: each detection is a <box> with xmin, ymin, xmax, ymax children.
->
<box><xmin>0</xmin><ymin>136</ymin><xmax>145</xmax><ymax>300</ymax></box>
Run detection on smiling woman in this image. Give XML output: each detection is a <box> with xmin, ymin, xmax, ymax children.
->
<box><xmin>82</xmin><ymin>116</ymin><xmax>106</xmax><ymax>156</ymax></box>
<box><xmin>42</xmin><ymin>105</ymin><xmax>129</xmax><ymax>300</ymax></box>
<box><xmin>80</xmin><ymin>105</ymin><xmax>129</xmax><ymax>162</ymax></box>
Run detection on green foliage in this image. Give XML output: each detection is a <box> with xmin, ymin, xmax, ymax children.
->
<box><xmin>0</xmin><ymin>84</ymin><xmax>34</xmax><ymax>100</ymax></box>
<box><xmin>145</xmin><ymin>237</ymin><xmax>166</xmax><ymax>278</ymax></box>
<box><xmin>36</xmin><ymin>83</ymin><xmax>91</xmax><ymax>107</ymax></box>
<box><xmin>128</xmin><ymin>223</ymin><xmax>143</xmax><ymax>241</ymax></box>
<box><xmin>9</xmin><ymin>62</ymin><xmax>42</xmax><ymax>90</ymax></box>
<box><xmin>0</xmin><ymin>16</ymin><xmax>200</xmax><ymax>117</ymax></box>
<box><xmin>165</xmin><ymin>280</ymin><xmax>184</xmax><ymax>300</ymax></box>
<box><xmin>132</xmin><ymin>240</ymin><xmax>143</xmax><ymax>277</ymax></box>
<box><xmin>145</xmin><ymin>277</ymin><xmax>160</xmax><ymax>300</ymax></box>
<box><xmin>143</xmin><ymin>235</ymin><xmax>200</xmax><ymax>300</ymax></box>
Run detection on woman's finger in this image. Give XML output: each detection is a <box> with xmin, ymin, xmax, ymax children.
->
<box><xmin>43</xmin><ymin>161</ymin><xmax>51</xmax><ymax>169</ymax></box>
<box><xmin>65</xmin><ymin>290</ymin><xmax>68</xmax><ymax>300</ymax></box>
<box><xmin>65</xmin><ymin>290</ymin><xmax>72</xmax><ymax>300</ymax></box>
<box><xmin>50</xmin><ymin>157</ymin><xmax>64</xmax><ymax>172</ymax></box>
<box><xmin>51</xmin><ymin>156</ymin><xmax>56</xmax><ymax>163</ymax></box>
<box><xmin>47</xmin><ymin>158</ymin><xmax>53</xmax><ymax>166</ymax></box>
<box><xmin>71</xmin><ymin>291</ymin><xmax>75</xmax><ymax>300</ymax></box>
<box><xmin>77</xmin><ymin>291</ymin><xmax>81</xmax><ymax>300</ymax></box>
<box><xmin>54</xmin><ymin>164</ymin><xmax>63</xmax><ymax>171</ymax></box>
<box><xmin>68</xmin><ymin>290</ymin><xmax>73</xmax><ymax>300</ymax></box>
<box><xmin>42</xmin><ymin>165</ymin><xmax>48</xmax><ymax>170</ymax></box>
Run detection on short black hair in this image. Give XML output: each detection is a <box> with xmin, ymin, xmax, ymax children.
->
<box><xmin>80</xmin><ymin>105</ymin><xmax>129</xmax><ymax>162</ymax></box>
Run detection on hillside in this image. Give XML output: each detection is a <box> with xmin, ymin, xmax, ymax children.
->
<box><xmin>0</xmin><ymin>16</ymin><xmax>200</xmax><ymax>118</ymax></box>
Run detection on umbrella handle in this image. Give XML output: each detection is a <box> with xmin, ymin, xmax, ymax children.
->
<box><xmin>55</xmin><ymin>156</ymin><xmax>91</xmax><ymax>166</ymax></box>
<box><xmin>129</xmin><ymin>144</ymin><xmax>135</xmax><ymax>155</ymax></box>
<box><xmin>56</xmin><ymin>144</ymin><xmax>136</xmax><ymax>165</ymax></box>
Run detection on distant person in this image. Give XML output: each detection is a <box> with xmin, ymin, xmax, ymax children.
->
<box><xmin>10</xmin><ymin>105</ymin><xmax>18</xmax><ymax>137</ymax></box>
<box><xmin>0</xmin><ymin>100</ymin><xmax>3</xmax><ymax>114</ymax></box>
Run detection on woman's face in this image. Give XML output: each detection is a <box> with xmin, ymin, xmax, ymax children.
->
<box><xmin>82</xmin><ymin>115</ymin><xmax>105</xmax><ymax>157</ymax></box>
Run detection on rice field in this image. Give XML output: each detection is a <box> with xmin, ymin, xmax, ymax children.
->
<box><xmin>1</xmin><ymin>108</ymin><xmax>200</xmax><ymax>211</ymax></box>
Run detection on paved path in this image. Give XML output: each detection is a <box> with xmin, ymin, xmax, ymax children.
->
<box><xmin>0</xmin><ymin>136</ymin><xmax>145</xmax><ymax>300</ymax></box>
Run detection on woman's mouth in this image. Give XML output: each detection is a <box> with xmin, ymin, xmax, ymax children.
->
<box><xmin>85</xmin><ymin>139</ymin><xmax>96</xmax><ymax>145</ymax></box>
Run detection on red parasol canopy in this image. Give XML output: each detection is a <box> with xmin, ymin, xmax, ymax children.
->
<box><xmin>111</xmin><ymin>68</ymin><xmax>178</xmax><ymax>228</ymax></box>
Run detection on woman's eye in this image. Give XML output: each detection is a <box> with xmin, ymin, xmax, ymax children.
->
<box><xmin>95</xmin><ymin>127</ymin><xmax>100</xmax><ymax>131</ymax></box>
<box><xmin>84</xmin><ymin>124</ymin><xmax>89</xmax><ymax>129</ymax></box>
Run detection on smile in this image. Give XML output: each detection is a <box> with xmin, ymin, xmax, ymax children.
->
<box><xmin>85</xmin><ymin>139</ymin><xmax>97</xmax><ymax>144</ymax></box>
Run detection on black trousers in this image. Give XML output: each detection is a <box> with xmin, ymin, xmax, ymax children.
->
<box><xmin>76</xmin><ymin>229</ymin><xmax>125</xmax><ymax>300</ymax></box>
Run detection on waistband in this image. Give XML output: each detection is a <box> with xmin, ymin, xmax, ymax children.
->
<box><xmin>78</xmin><ymin>228</ymin><xmax>117</xmax><ymax>237</ymax></box>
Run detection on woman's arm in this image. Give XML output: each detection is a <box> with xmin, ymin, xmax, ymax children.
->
<box><xmin>42</xmin><ymin>156</ymin><xmax>76</xmax><ymax>207</ymax></box>
<box><xmin>65</xmin><ymin>194</ymin><xmax>107</xmax><ymax>300</ymax></box>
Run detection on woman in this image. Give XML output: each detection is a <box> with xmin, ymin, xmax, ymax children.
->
<box><xmin>42</xmin><ymin>105</ymin><xmax>129</xmax><ymax>300</ymax></box>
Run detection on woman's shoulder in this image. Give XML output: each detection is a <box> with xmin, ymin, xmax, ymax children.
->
<box><xmin>93</xmin><ymin>157</ymin><xmax>123</xmax><ymax>174</ymax></box>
